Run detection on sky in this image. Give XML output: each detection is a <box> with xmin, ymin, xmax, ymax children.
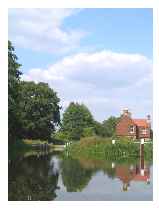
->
<box><xmin>8</xmin><ymin>8</ymin><xmax>153</xmax><ymax>122</ymax></box>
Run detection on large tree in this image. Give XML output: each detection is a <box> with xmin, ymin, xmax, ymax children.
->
<box><xmin>8</xmin><ymin>40</ymin><xmax>22</xmax><ymax>143</ymax></box>
<box><xmin>61</xmin><ymin>102</ymin><xmax>94</xmax><ymax>140</ymax></box>
<box><xmin>20</xmin><ymin>81</ymin><xmax>61</xmax><ymax>140</ymax></box>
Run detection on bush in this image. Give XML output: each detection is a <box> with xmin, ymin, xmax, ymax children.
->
<box><xmin>54</xmin><ymin>131</ymin><xmax>69</xmax><ymax>141</ymax></box>
<box><xmin>65</xmin><ymin>136</ymin><xmax>152</xmax><ymax>162</ymax></box>
<box><xmin>82</xmin><ymin>127</ymin><xmax>95</xmax><ymax>137</ymax></box>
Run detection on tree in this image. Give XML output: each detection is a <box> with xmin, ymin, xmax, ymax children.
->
<box><xmin>61</xmin><ymin>102</ymin><xmax>94</xmax><ymax>140</ymax></box>
<box><xmin>102</xmin><ymin>116</ymin><xmax>119</xmax><ymax>137</ymax></box>
<box><xmin>19</xmin><ymin>81</ymin><xmax>61</xmax><ymax>140</ymax></box>
<box><xmin>8</xmin><ymin>40</ymin><xmax>22</xmax><ymax>143</ymax></box>
<box><xmin>93</xmin><ymin>120</ymin><xmax>106</xmax><ymax>137</ymax></box>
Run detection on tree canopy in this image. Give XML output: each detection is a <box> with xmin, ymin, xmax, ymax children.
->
<box><xmin>8</xmin><ymin>40</ymin><xmax>22</xmax><ymax>143</ymax></box>
<box><xmin>8</xmin><ymin>40</ymin><xmax>61</xmax><ymax>143</ymax></box>
<box><xmin>20</xmin><ymin>81</ymin><xmax>61</xmax><ymax>140</ymax></box>
<box><xmin>61</xmin><ymin>102</ymin><xmax>94</xmax><ymax>140</ymax></box>
<box><xmin>102</xmin><ymin>116</ymin><xmax>119</xmax><ymax>137</ymax></box>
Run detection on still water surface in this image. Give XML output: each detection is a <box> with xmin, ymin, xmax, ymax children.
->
<box><xmin>8</xmin><ymin>150</ymin><xmax>153</xmax><ymax>201</ymax></box>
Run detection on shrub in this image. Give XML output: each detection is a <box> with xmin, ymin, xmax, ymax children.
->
<box><xmin>82</xmin><ymin>127</ymin><xmax>95</xmax><ymax>137</ymax></box>
<box><xmin>65</xmin><ymin>136</ymin><xmax>152</xmax><ymax>162</ymax></box>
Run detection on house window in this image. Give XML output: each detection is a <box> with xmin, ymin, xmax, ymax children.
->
<box><xmin>129</xmin><ymin>125</ymin><xmax>135</xmax><ymax>134</ymax></box>
<box><xmin>141</xmin><ymin>128</ymin><xmax>147</xmax><ymax>135</ymax></box>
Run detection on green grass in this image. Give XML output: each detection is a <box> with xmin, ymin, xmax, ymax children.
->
<box><xmin>65</xmin><ymin>136</ymin><xmax>153</xmax><ymax>162</ymax></box>
<box><xmin>9</xmin><ymin>138</ymin><xmax>66</xmax><ymax>161</ymax></box>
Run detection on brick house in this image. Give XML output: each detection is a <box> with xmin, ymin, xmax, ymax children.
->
<box><xmin>116</xmin><ymin>109</ymin><xmax>151</xmax><ymax>140</ymax></box>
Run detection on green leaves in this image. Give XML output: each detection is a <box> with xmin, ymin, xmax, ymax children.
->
<box><xmin>8</xmin><ymin>41</ymin><xmax>61</xmax><ymax>143</ymax></box>
<box><xmin>8</xmin><ymin>41</ymin><xmax>22</xmax><ymax>143</ymax></box>
<box><xmin>19</xmin><ymin>81</ymin><xmax>61</xmax><ymax>140</ymax></box>
<box><xmin>61</xmin><ymin>102</ymin><xmax>94</xmax><ymax>141</ymax></box>
<box><xmin>102</xmin><ymin>116</ymin><xmax>119</xmax><ymax>137</ymax></box>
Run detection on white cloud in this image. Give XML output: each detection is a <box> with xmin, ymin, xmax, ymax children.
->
<box><xmin>9</xmin><ymin>9</ymin><xmax>85</xmax><ymax>54</ymax></box>
<box><xmin>22</xmin><ymin>50</ymin><xmax>152</xmax><ymax>121</ymax></box>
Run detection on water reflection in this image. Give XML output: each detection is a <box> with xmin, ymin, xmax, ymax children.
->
<box><xmin>61</xmin><ymin>157</ymin><xmax>93</xmax><ymax>192</ymax></box>
<box><xmin>114</xmin><ymin>162</ymin><xmax>150</xmax><ymax>191</ymax></box>
<box><xmin>8</xmin><ymin>148</ymin><xmax>152</xmax><ymax>201</ymax></box>
<box><xmin>9</xmin><ymin>151</ymin><xmax>59</xmax><ymax>201</ymax></box>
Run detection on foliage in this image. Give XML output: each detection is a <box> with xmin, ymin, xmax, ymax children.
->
<box><xmin>8</xmin><ymin>40</ymin><xmax>22</xmax><ymax>143</ymax></box>
<box><xmin>102</xmin><ymin>116</ymin><xmax>119</xmax><ymax>137</ymax></box>
<box><xmin>61</xmin><ymin>102</ymin><xmax>94</xmax><ymax>140</ymax></box>
<box><xmin>53</xmin><ymin>131</ymin><xmax>70</xmax><ymax>142</ymax></box>
<box><xmin>93</xmin><ymin>121</ymin><xmax>106</xmax><ymax>137</ymax></box>
<box><xmin>19</xmin><ymin>81</ymin><xmax>61</xmax><ymax>141</ymax></box>
<box><xmin>66</xmin><ymin>137</ymin><xmax>152</xmax><ymax>162</ymax></box>
<box><xmin>144</xmin><ymin>142</ymin><xmax>153</xmax><ymax>160</ymax></box>
<box><xmin>93</xmin><ymin>117</ymin><xmax>119</xmax><ymax>138</ymax></box>
<box><xmin>82</xmin><ymin>127</ymin><xmax>95</xmax><ymax>137</ymax></box>
<box><xmin>8</xmin><ymin>41</ymin><xmax>61</xmax><ymax>144</ymax></box>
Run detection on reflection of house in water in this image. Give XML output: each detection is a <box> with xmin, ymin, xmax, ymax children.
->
<box><xmin>113</xmin><ymin>150</ymin><xmax>150</xmax><ymax>192</ymax></box>
<box><xmin>115</xmin><ymin>163</ymin><xmax>150</xmax><ymax>191</ymax></box>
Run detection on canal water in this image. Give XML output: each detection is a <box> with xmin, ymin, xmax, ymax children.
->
<box><xmin>8</xmin><ymin>150</ymin><xmax>153</xmax><ymax>201</ymax></box>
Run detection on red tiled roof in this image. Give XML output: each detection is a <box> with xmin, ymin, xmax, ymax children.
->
<box><xmin>133</xmin><ymin>119</ymin><xmax>149</xmax><ymax>127</ymax></box>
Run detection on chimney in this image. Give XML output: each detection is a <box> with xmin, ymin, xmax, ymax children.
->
<box><xmin>147</xmin><ymin>115</ymin><xmax>151</xmax><ymax>125</ymax></box>
<box><xmin>122</xmin><ymin>108</ymin><xmax>131</xmax><ymax>117</ymax></box>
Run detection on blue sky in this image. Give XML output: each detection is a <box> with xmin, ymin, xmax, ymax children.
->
<box><xmin>9</xmin><ymin>8</ymin><xmax>153</xmax><ymax>122</ymax></box>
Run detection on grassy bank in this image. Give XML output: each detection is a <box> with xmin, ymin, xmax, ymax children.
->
<box><xmin>23</xmin><ymin>139</ymin><xmax>49</xmax><ymax>146</ymax></box>
<box><xmin>65</xmin><ymin>137</ymin><xmax>153</xmax><ymax>162</ymax></box>
<box><xmin>9</xmin><ymin>139</ymin><xmax>65</xmax><ymax>161</ymax></box>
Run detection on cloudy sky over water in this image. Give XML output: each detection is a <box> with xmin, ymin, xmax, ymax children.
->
<box><xmin>9</xmin><ymin>8</ymin><xmax>153</xmax><ymax>122</ymax></box>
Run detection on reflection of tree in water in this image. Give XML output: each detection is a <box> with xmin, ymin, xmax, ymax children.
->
<box><xmin>61</xmin><ymin>157</ymin><xmax>93</xmax><ymax>192</ymax></box>
<box><xmin>103</xmin><ymin>163</ymin><xmax>116</xmax><ymax>179</ymax></box>
<box><xmin>8</xmin><ymin>153</ymin><xmax>59</xmax><ymax>201</ymax></box>
<box><xmin>78</xmin><ymin>157</ymin><xmax>116</xmax><ymax>179</ymax></box>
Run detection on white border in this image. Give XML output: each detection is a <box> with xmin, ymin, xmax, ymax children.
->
<box><xmin>153</xmin><ymin>5</ymin><xmax>159</xmax><ymax>207</ymax></box>
<box><xmin>7</xmin><ymin>0</ymin><xmax>157</xmax><ymax>9</ymax></box>
<box><xmin>0</xmin><ymin>0</ymin><xmax>158</xmax><ymax>208</ymax></box>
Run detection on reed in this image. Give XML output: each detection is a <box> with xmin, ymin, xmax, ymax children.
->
<box><xmin>65</xmin><ymin>137</ymin><xmax>152</xmax><ymax>162</ymax></box>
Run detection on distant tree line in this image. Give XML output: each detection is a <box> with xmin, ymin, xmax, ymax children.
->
<box><xmin>8</xmin><ymin>40</ymin><xmax>119</xmax><ymax>145</ymax></box>
<box><xmin>54</xmin><ymin>102</ymin><xmax>119</xmax><ymax>141</ymax></box>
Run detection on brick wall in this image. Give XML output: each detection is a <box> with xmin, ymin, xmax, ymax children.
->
<box><xmin>116</xmin><ymin>115</ymin><xmax>136</xmax><ymax>138</ymax></box>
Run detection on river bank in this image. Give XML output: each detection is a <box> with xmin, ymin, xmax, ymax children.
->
<box><xmin>9</xmin><ymin>137</ymin><xmax>153</xmax><ymax>163</ymax></box>
<box><xmin>8</xmin><ymin>139</ymin><xmax>64</xmax><ymax>161</ymax></box>
<box><xmin>65</xmin><ymin>137</ymin><xmax>153</xmax><ymax>162</ymax></box>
